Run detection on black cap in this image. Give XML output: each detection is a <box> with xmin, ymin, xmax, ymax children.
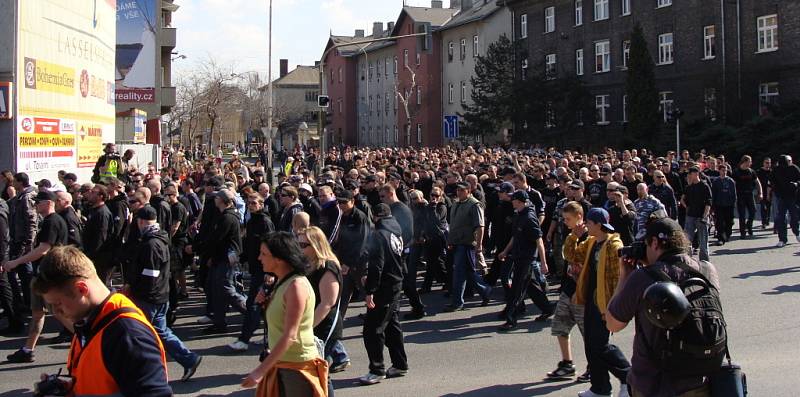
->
<box><xmin>388</xmin><ymin>172</ymin><xmax>402</xmax><ymax>181</ymax></box>
<box><xmin>345</xmin><ymin>179</ymin><xmax>360</xmax><ymax>190</ymax></box>
<box><xmin>645</xmin><ymin>217</ymin><xmax>683</xmax><ymax>242</ymax></box>
<box><xmin>568</xmin><ymin>179</ymin><xmax>585</xmax><ymax>190</ymax></box>
<box><xmin>617</xmin><ymin>185</ymin><xmax>629</xmax><ymax>194</ymax></box>
<box><xmin>34</xmin><ymin>190</ymin><xmax>57</xmax><ymax>203</ymax></box>
<box><xmin>373</xmin><ymin>203</ymin><xmax>392</xmax><ymax>219</ymax></box>
<box><xmin>253</xmin><ymin>169</ymin><xmax>265</xmax><ymax>177</ymax></box>
<box><xmin>336</xmin><ymin>189</ymin><xmax>354</xmax><ymax>202</ymax></box>
<box><xmin>207</xmin><ymin>176</ymin><xmax>224</xmax><ymax>188</ymax></box>
<box><xmin>496</xmin><ymin>182</ymin><xmax>515</xmax><ymax>194</ymax></box>
<box><xmin>511</xmin><ymin>190</ymin><xmax>528</xmax><ymax>202</ymax></box>
<box><xmin>455</xmin><ymin>181</ymin><xmax>470</xmax><ymax>190</ymax></box>
<box><xmin>137</xmin><ymin>205</ymin><xmax>158</xmax><ymax>221</ymax></box>
<box><xmin>600</xmin><ymin>166</ymin><xmax>612</xmax><ymax>173</ymax></box>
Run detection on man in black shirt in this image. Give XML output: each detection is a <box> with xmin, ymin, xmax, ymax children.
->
<box><xmin>770</xmin><ymin>155</ymin><xmax>800</xmax><ymax>247</ymax></box>
<box><xmin>681</xmin><ymin>167</ymin><xmax>713</xmax><ymax>260</ymax></box>
<box><xmin>3</xmin><ymin>190</ymin><xmax>68</xmax><ymax>363</ymax></box>
<box><xmin>82</xmin><ymin>184</ymin><xmax>115</xmax><ymax>283</ymax></box>
<box><xmin>165</xmin><ymin>184</ymin><xmax>189</xmax><ymax>324</ymax></box>
<box><xmin>55</xmin><ymin>191</ymin><xmax>83</xmax><ymax>248</ymax></box>
<box><xmin>731</xmin><ymin>155</ymin><xmax>763</xmax><ymax>238</ymax></box>
<box><xmin>147</xmin><ymin>179</ymin><xmax>172</xmax><ymax>240</ymax></box>
<box><xmin>756</xmin><ymin>157</ymin><xmax>772</xmax><ymax>229</ymax></box>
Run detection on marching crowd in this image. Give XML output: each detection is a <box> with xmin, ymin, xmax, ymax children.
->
<box><xmin>1</xmin><ymin>142</ymin><xmax>794</xmax><ymax>396</ymax></box>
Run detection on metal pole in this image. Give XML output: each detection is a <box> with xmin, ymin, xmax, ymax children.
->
<box><xmin>266</xmin><ymin>0</ymin><xmax>274</xmax><ymax>182</ymax></box>
<box><xmin>676</xmin><ymin>117</ymin><xmax>680</xmax><ymax>157</ymax></box>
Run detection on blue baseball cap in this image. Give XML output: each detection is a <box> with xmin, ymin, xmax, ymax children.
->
<box><xmin>586</xmin><ymin>208</ymin><xmax>615</xmax><ymax>232</ymax></box>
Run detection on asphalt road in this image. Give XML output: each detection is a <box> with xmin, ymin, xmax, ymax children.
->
<box><xmin>1</xmin><ymin>223</ymin><xmax>798</xmax><ymax>396</ymax></box>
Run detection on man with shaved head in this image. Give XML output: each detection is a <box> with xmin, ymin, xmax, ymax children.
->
<box><xmin>55</xmin><ymin>191</ymin><xmax>82</xmax><ymax>248</ymax></box>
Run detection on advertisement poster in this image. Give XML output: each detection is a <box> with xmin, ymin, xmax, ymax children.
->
<box><xmin>116</xmin><ymin>0</ymin><xmax>157</xmax><ymax>103</ymax></box>
<box><xmin>0</xmin><ymin>82</ymin><xmax>11</xmax><ymax>119</ymax></box>
<box><xmin>134</xmin><ymin>109</ymin><xmax>147</xmax><ymax>143</ymax></box>
<box><xmin>16</xmin><ymin>0</ymin><xmax>116</xmax><ymax>173</ymax></box>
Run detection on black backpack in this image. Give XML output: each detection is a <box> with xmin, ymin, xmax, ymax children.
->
<box><xmin>644</xmin><ymin>259</ymin><xmax>728</xmax><ymax>377</ymax></box>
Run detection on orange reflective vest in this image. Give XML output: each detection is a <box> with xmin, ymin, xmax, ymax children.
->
<box><xmin>67</xmin><ymin>293</ymin><xmax>167</xmax><ymax>397</ymax></box>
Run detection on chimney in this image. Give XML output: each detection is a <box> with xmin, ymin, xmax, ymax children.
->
<box><xmin>450</xmin><ymin>0</ymin><xmax>461</xmax><ymax>9</ymax></box>
<box><xmin>355</xmin><ymin>29</ymin><xmax>365</xmax><ymax>38</ymax></box>
<box><xmin>279</xmin><ymin>59</ymin><xmax>288</xmax><ymax>78</ymax></box>
<box><xmin>431</xmin><ymin>0</ymin><xmax>443</xmax><ymax>8</ymax></box>
<box><xmin>387</xmin><ymin>22</ymin><xmax>395</xmax><ymax>33</ymax></box>
<box><xmin>372</xmin><ymin>22</ymin><xmax>384</xmax><ymax>38</ymax></box>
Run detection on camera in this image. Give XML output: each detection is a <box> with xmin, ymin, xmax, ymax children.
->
<box><xmin>34</xmin><ymin>371</ymin><xmax>72</xmax><ymax>397</ymax></box>
<box><xmin>618</xmin><ymin>241</ymin><xmax>647</xmax><ymax>261</ymax></box>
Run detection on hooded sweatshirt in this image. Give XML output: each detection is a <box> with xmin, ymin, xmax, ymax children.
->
<box><xmin>365</xmin><ymin>217</ymin><xmax>406</xmax><ymax>306</ymax></box>
<box><xmin>128</xmin><ymin>224</ymin><xmax>171</xmax><ymax>304</ymax></box>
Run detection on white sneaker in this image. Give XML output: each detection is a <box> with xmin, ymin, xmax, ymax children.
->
<box><xmin>358</xmin><ymin>372</ymin><xmax>386</xmax><ymax>385</ymax></box>
<box><xmin>578</xmin><ymin>390</ymin><xmax>611</xmax><ymax>397</ymax></box>
<box><xmin>227</xmin><ymin>340</ymin><xmax>248</xmax><ymax>352</ymax></box>
<box><xmin>776</xmin><ymin>241</ymin><xmax>787</xmax><ymax>248</ymax></box>
<box><xmin>618</xmin><ymin>384</ymin><xmax>630</xmax><ymax>397</ymax></box>
<box><xmin>197</xmin><ymin>315</ymin><xmax>213</xmax><ymax>324</ymax></box>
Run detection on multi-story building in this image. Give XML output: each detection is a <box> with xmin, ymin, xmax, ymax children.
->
<box><xmin>438</xmin><ymin>0</ymin><xmax>512</xmax><ymax>143</ymax></box>
<box><xmin>322</xmin><ymin>35</ymin><xmax>360</xmax><ymax>146</ymax></box>
<box><xmin>502</xmin><ymin>0</ymin><xmax>800</xmax><ymax>146</ymax></box>
<box><xmin>356</xmin><ymin>23</ymin><xmax>399</xmax><ymax>147</ymax></box>
<box><xmin>270</xmin><ymin>60</ymin><xmax>320</xmax><ymax>149</ymax></box>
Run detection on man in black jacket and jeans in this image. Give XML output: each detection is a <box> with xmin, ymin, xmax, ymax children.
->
<box><xmin>124</xmin><ymin>206</ymin><xmax>202</xmax><ymax>381</ymax></box>
<box><xmin>82</xmin><ymin>184</ymin><xmax>115</xmax><ymax>283</ymax></box>
<box><xmin>771</xmin><ymin>155</ymin><xmax>800</xmax><ymax>247</ymax></box>
<box><xmin>359</xmin><ymin>203</ymin><xmax>409</xmax><ymax>386</ymax></box>
<box><xmin>202</xmin><ymin>189</ymin><xmax>246</xmax><ymax>334</ymax></box>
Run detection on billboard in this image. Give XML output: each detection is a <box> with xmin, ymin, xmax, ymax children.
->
<box><xmin>116</xmin><ymin>0</ymin><xmax>157</xmax><ymax>103</ymax></box>
<box><xmin>0</xmin><ymin>82</ymin><xmax>11</xmax><ymax>119</ymax></box>
<box><xmin>134</xmin><ymin>109</ymin><xmax>147</xmax><ymax>143</ymax></box>
<box><xmin>16</xmin><ymin>0</ymin><xmax>117</xmax><ymax>173</ymax></box>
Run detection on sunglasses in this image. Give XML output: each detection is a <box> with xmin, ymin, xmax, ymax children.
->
<box><xmin>655</xmin><ymin>175</ymin><xmax>666</xmax><ymax>179</ymax></box>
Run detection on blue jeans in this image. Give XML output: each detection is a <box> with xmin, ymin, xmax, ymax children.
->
<box><xmin>774</xmin><ymin>196</ymin><xmax>800</xmax><ymax>243</ymax></box>
<box><xmin>135</xmin><ymin>300</ymin><xmax>199</xmax><ymax>369</ymax></box>
<box><xmin>238</xmin><ymin>269</ymin><xmax>265</xmax><ymax>343</ymax></box>
<box><xmin>207</xmin><ymin>261</ymin><xmax>247</xmax><ymax>328</ymax></box>
<box><xmin>451</xmin><ymin>245</ymin><xmax>491</xmax><ymax>307</ymax></box>
<box><xmin>328</xmin><ymin>339</ymin><xmax>349</xmax><ymax>365</ymax></box>
<box><xmin>684</xmin><ymin>216</ymin><xmax>709</xmax><ymax>261</ymax></box>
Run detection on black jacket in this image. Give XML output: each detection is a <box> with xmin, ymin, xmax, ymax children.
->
<box><xmin>421</xmin><ymin>201</ymin><xmax>448</xmax><ymax>241</ymax></box>
<box><xmin>264</xmin><ymin>194</ymin><xmax>281</xmax><ymax>226</ymax></box>
<box><xmin>0</xmin><ymin>199</ymin><xmax>9</xmax><ymax>262</ymax></box>
<box><xmin>59</xmin><ymin>206</ymin><xmax>83</xmax><ymax>248</ymax></box>
<box><xmin>243</xmin><ymin>211</ymin><xmax>274</xmax><ymax>274</ymax></box>
<box><xmin>205</xmin><ymin>206</ymin><xmax>242</xmax><ymax>263</ymax></box>
<box><xmin>106</xmin><ymin>195</ymin><xmax>129</xmax><ymax>248</ymax></box>
<box><xmin>770</xmin><ymin>164</ymin><xmax>800</xmax><ymax>199</ymax></box>
<box><xmin>149</xmin><ymin>195</ymin><xmax>172</xmax><ymax>240</ymax></box>
<box><xmin>9</xmin><ymin>185</ymin><xmax>37</xmax><ymax>248</ymax></box>
<box><xmin>318</xmin><ymin>200</ymin><xmax>341</xmax><ymax>241</ymax></box>
<box><xmin>389</xmin><ymin>201</ymin><xmax>413</xmax><ymax>250</ymax></box>
<box><xmin>83</xmin><ymin>204</ymin><xmax>114</xmax><ymax>260</ymax></box>
<box><xmin>365</xmin><ymin>217</ymin><xmax>405</xmax><ymax>306</ymax></box>
<box><xmin>195</xmin><ymin>194</ymin><xmax>219</xmax><ymax>246</ymax></box>
<box><xmin>278</xmin><ymin>202</ymin><xmax>303</xmax><ymax>232</ymax></box>
<box><xmin>128</xmin><ymin>226</ymin><xmax>171</xmax><ymax>304</ymax></box>
<box><xmin>333</xmin><ymin>207</ymin><xmax>371</xmax><ymax>271</ymax></box>
<box><xmin>510</xmin><ymin>205</ymin><xmax>542</xmax><ymax>263</ymax></box>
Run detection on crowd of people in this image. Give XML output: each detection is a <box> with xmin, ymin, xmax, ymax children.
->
<box><xmin>0</xmin><ymin>142</ymin><xmax>793</xmax><ymax>396</ymax></box>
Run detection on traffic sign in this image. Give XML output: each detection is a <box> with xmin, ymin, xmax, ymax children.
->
<box><xmin>443</xmin><ymin>115</ymin><xmax>459</xmax><ymax>139</ymax></box>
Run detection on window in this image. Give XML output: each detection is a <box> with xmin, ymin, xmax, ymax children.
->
<box><xmin>759</xmin><ymin>82</ymin><xmax>779</xmax><ymax>115</ymax></box>
<box><xmin>369</xmin><ymin>63</ymin><xmax>374</xmax><ymax>80</ymax></box>
<box><xmin>657</xmin><ymin>0</ymin><xmax>672</xmax><ymax>7</ymax></box>
<box><xmin>704</xmin><ymin>26</ymin><xmax>716</xmax><ymax>59</ymax></box>
<box><xmin>338</xmin><ymin>99</ymin><xmax>343</xmax><ymax>114</ymax></box>
<box><xmin>545</xmin><ymin>102</ymin><xmax>555</xmax><ymax>128</ymax></box>
<box><xmin>461</xmin><ymin>81</ymin><xmax>467</xmax><ymax>103</ymax></box>
<box><xmin>521</xmin><ymin>58</ymin><xmax>529</xmax><ymax>80</ymax></box>
<box><xmin>621</xmin><ymin>0</ymin><xmax>630</xmax><ymax>15</ymax></box>
<box><xmin>393</xmin><ymin>56</ymin><xmax>398</xmax><ymax>73</ymax></box>
<box><xmin>385</xmin><ymin>58</ymin><xmax>390</xmax><ymax>75</ymax></box>
<box><xmin>473</xmin><ymin>35</ymin><xmax>479</xmax><ymax>57</ymax></box>
<box><xmin>330</xmin><ymin>70</ymin><xmax>334</xmax><ymax>84</ymax></box>
<box><xmin>385</xmin><ymin>94</ymin><xmax>390</xmax><ymax>114</ymax></box>
<box><xmin>757</xmin><ymin>15</ymin><xmax>778</xmax><ymax>52</ymax></box>
<box><xmin>384</xmin><ymin>127</ymin><xmax>389</xmax><ymax>143</ymax></box>
<box><xmin>417</xmin><ymin>123</ymin><xmax>423</xmax><ymax>144</ymax></box>
<box><xmin>394</xmin><ymin>126</ymin><xmax>398</xmax><ymax>142</ymax></box>
<box><xmin>595</xmin><ymin>40</ymin><xmax>610</xmax><ymax>72</ymax></box>
<box><xmin>596</xmin><ymin>95</ymin><xmax>610</xmax><ymax>124</ymax></box>
<box><xmin>658</xmin><ymin>33</ymin><xmax>674</xmax><ymax>64</ymax></box>
<box><xmin>377</xmin><ymin>61</ymin><xmax>382</xmax><ymax>77</ymax></box>
<box><xmin>448</xmin><ymin>41</ymin><xmax>454</xmax><ymax>62</ymax></box>
<box><xmin>575</xmin><ymin>0</ymin><xmax>583</xmax><ymax>26</ymax></box>
<box><xmin>417</xmin><ymin>86</ymin><xmax>422</xmax><ymax>105</ymax></box>
<box><xmin>305</xmin><ymin>91</ymin><xmax>318</xmax><ymax>102</ymax></box>
<box><xmin>338</xmin><ymin>67</ymin><xmax>342</xmax><ymax>82</ymax></box>
<box><xmin>376</xmin><ymin>94</ymin><xmax>381</xmax><ymax>118</ymax></box>
<box><xmin>403</xmin><ymin>49</ymin><xmax>409</xmax><ymax>67</ymax></box>
<box><xmin>369</xmin><ymin>96</ymin><xmax>373</xmax><ymax>114</ymax></box>
<box><xmin>520</xmin><ymin>13</ymin><xmax>528</xmax><ymax>39</ymax></box>
<box><xmin>576</xmin><ymin>49</ymin><xmax>584</xmax><ymax>75</ymax></box>
<box><xmin>545</xmin><ymin>7</ymin><xmax>556</xmax><ymax>33</ymax></box>
<box><xmin>659</xmin><ymin>91</ymin><xmax>674</xmax><ymax>123</ymax></box>
<box><xmin>704</xmin><ymin>88</ymin><xmax>717</xmax><ymax>121</ymax></box>
<box><xmin>416</xmin><ymin>52</ymin><xmax>421</xmax><ymax>65</ymax></box>
<box><xmin>594</xmin><ymin>0</ymin><xmax>609</xmax><ymax>21</ymax></box>
<box><xmin>622</xmin><ymin>95</ymin><xmax>628</xmax><ymax>123</ymax></box>
<box><xmin>622</xmin><ymin>40</ymin><xmax>631</xmax><ymax>68</ymax></box>
<box><xmin>448</xmin><ymin>83</ymin><xmax>454</xmax><ymax>104</ymax></box>
<box><xmin>394</xmin><ymin>93</ymin><xmax>398</xmax><ymax>111</ymax></box>
<box><xmin>545</xmin><ymin>53</ymin><xmax>557</xmax><ymax>78</ymax></box>
<box><xmin>460</xmin><ymin>38</ymin><xmax>467</xmax><ymax>60</ymax></box>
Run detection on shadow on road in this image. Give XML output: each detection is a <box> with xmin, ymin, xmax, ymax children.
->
<box><xmin>763</xmin><ymin>284</ymin><xmax>800</xmax><ymax>295</ymax></box>
<box><xmin>440</xmin><ymin>380</ymin><xmax>575</xmax><ymax>396</ymax></box>
<box><xmin>0</xmin><ymin>389</ymin><xmax>33</xmax><ymax>397</ymax></box>
<box><xmin>171</xmin><ymin>373</ymin><xmax>248</xmax><ymax>395</ymax></box>
<box><xmin>734</xmin><ymin>266</ymin><xmax>800</xmax><ymax>279</ymax></box>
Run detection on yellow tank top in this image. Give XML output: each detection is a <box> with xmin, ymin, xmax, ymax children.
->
<box><xmin>266</xmin><ymin>275</ymin><xmax>319</xmax><ymax>362</ymax></box>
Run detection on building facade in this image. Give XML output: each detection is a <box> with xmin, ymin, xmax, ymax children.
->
<box><xmin>503</xmin><ymin>0</ymin><xmax>800</xmax><ymax>145</ymax></box>
<box><xmin>270</xmin><ymin>62</ymin><xmax>321</xmax><ymax>149</ymax></box>
<box><xmin>439</xmin><ymin>0</ymin><xmax>512</xmax><ymax>143</ymax></box>
<box><xmin>356</xmin><ymin>25</ymin><xmax>399</xmax><ymax>147</ymax></box>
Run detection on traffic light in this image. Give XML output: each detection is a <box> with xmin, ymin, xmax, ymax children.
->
<box><xmin>318</xmin><ymin>95</ymin><xmax>330</xmax><ymax>108</ymax></box>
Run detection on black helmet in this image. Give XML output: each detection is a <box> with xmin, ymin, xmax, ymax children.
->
<box><xmin>643</xmin><ymin>282</ymin><xmax>690</xmax><ymax>329</ymax></box>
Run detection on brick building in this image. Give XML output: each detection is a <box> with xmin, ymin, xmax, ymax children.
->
<box><xmin>502</xmin><ymin>0</ymin><xmax>800</xmax><ymax>146</ymax></box>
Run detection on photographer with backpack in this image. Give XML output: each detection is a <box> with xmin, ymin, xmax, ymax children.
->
<box><xmin>606</xmin><ymin>217</ymin><xmax>726</xmax><ymax>397</ymax></box>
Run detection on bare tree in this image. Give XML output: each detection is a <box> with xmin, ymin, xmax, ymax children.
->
<box><xmin>394</xmin><ymin>63</ymin><xmax>417</xmax><ymax>147</ymax></box>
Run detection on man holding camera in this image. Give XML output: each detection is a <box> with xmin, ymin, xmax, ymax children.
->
<box><xmin>606</xmin><ymin>217</ymin><xmax>720</xmax><ymax>397</ymax></box>
<box><xmin>33</xmin><ymin>246</ymin><xmax>172</xmax><ymax>396</ymax></box>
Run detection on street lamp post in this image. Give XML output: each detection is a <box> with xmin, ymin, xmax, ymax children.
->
<box><xmin>266</xmin><ymin>0</ymin><xmax>275</xmax><ymax>182</ymax></box>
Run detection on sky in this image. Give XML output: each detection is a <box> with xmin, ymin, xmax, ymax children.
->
<box><xmin>172</xmin><ymin>0</ymin><xmax>455</xmax><ymax>82</ymax></box>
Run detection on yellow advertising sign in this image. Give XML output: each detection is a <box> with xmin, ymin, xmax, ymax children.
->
<box><xmin>17</xmin><ymin>0</ymin><xmax>116</xmax><ymax>173</ymax></box>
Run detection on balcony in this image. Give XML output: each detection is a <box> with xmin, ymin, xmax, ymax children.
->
<box><xmin>162</xmin><ymin>27</ymin><xmax>176</xmax><ymax>49</ymax></box>
<box><xmin>161</xmin><ymin>86</ymin><xmax>176</xmax><ymax>108</ymax></box>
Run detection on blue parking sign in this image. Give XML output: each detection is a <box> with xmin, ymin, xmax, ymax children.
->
<box><xmin>443</xmin><ymin>115</ymin><xmax>459</xmax><ymax>139</ymax></box>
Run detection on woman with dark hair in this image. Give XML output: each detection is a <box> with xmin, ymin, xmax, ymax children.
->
<box><xmin>242</xmin><ymin>232</ymin><xmax>328</xmax><ymax>396</ymax></box>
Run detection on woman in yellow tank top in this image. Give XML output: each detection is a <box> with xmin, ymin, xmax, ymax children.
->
<box><xmin>241</xmin><ymin>232</ymin><xmax>329</xmax><ymax>397</ymax></box>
